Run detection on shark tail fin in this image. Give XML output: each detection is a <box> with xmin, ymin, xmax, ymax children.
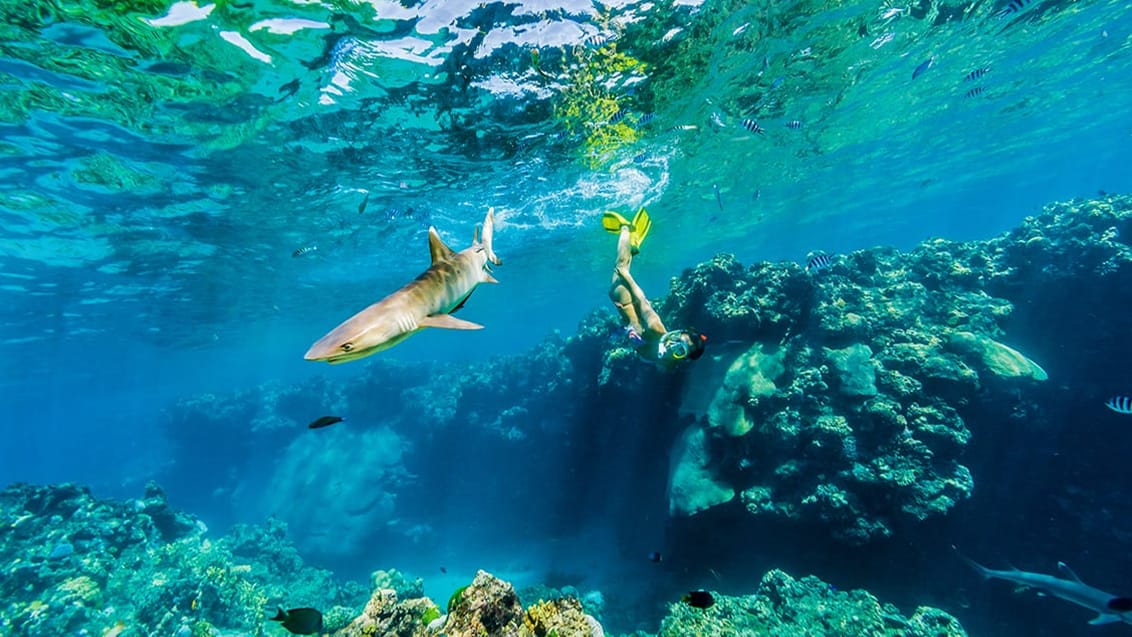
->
<box><xmin>480</xmin><ymin>207</ymin><xmax>501</xmax><ymax>266</ymax></box>
<box><xmin>953</xmin><ymin>546</ymin><xmax>993</xmax><ymax>579</ymax></box>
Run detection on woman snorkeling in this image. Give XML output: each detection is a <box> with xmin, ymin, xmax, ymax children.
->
<box><xmin>603</xmin><ymin>208</ymin><xmax>707</xmax><ymax>367</ymax></box>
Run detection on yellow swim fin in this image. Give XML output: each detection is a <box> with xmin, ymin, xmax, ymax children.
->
<box><xmin>602</xmin><ymin>211</ymin><xmax>631</xmax><ymax>233</ymax></box>
<box><xmin>629</xmin><ymin>207</ymin><xmax>651</xmax><ymax>252</ymax></box>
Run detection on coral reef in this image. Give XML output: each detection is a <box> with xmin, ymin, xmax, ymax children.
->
<box><xmin>656</xmin><ymin>569</ymin><xmax>966</xmax><ymax>637</ymax></box>
<box><xmin>654</xmin><ymin>195</ymin><xmax>1132</xmax><ymax>543</ymax></box>
<box><xmin>0</xmin><ymin>482</ymin><xmax>367</xmax><ymax>637</ymax></box>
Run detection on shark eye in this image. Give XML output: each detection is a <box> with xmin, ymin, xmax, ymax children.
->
<box><xmin>341</xmin><ymin>343</ymin><xmax>353</xmax><ymax>352</ymax></box>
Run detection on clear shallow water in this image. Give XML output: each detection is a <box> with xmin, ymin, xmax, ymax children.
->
<box><xmin>1</xmin><ymin>0</ymin><xmax>1131</xmax><ymax>633</ymax></box>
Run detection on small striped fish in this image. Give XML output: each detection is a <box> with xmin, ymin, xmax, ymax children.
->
<box><xmin>635</xmin><ymin>113</ymin><xmax>655</xmax><ymax>127</ymax></box>
<box><xmin>1106</xmin><ymin>396</ymin><xmax>1132</xmax><ymax>414</ymax></box>
<box><xmin>964</xmin><ymin>67</ymin><xmax>990</xmax><ymax>81</ymax></box>
<box><xmin>806</xmin><ymin>253</ymin><xmax>834</xmax><ymax>272</ymax></box>
<box><xmin>584</xmin><ymin>33</ymin><xmax>612</xmax><ymax>47</ymax></box>
<box><xmin>786</xmin><ymin>120</ymin><xmax>802</xmax><ymax>129</ymax></box>
<box><xmin>996</xmin><ymin>0</ymin><xmax>1031</xmax><ymax>17</ymax></box>
<box><xmin>741</xmin><ymin>118</ymin><xmax>765</xmax><ymax>134</ymax></box>
<box><xmin>608</xmin><ymin>108</ymin><xmax>630</xmax><ymax>125</ymax></box>
<box><xmin>966</xmin><ymin>86</ymin><xmax>986</xmax><ymax>98</ymax></box>
<box><xmin>292</xmin><ymin>245</ymin><xmax>318</xmax><ymax>258</ymax></box>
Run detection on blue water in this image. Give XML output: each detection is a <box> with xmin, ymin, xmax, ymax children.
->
<box><xmin>2</xmin><ymin>0</ymin><xmax>1132</xmax><ymax>633</ymax></box>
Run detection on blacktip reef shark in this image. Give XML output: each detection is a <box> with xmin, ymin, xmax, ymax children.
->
<box><xmin>958</xmin><ymin>548</ymin><xmax>1132</xmax><ymax>626</ymax></box>
<box><xmin>304</xmin><ymin>208</ymin><xmax>502</xmax><ymax>364</ymax></box>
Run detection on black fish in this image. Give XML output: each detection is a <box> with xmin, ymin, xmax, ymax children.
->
<box><xmin>786</xmin><ymin>120</ymin><xmax>802</xmax><ymax>129</ymax></box>
<box><xmin>912</xmin><ymin>57</ymin><xmax>934</xmax><ymax>79</ymax></box>
<box><xmin>741</xmin><ymin>118</ymin><xmax>765</xmax><ymax>134</ymax></box>
<box><xmin>963</xmin><ymin>67</ymin><xmax>990</xmax><ymax>81</ymax></box>
<box><xmin>806</xmin><ymin>253</ymin><xmax>834</xmax><ymax>272</ymax></box>
<box><xmin>358</xmin><ymin>192</ymin><xmax>370</xmax><ymax>215</ymax></box>
<box><xmin>966</xmin><ymin>86</ymin><xmax>986</xmax><ymax>98</ymax></box>
<box><xmin>278</xmin><ymin>79</ymin><xmax>301</xmax><ymax>100</ymax></box>
<box><xmin>713</xmin><ymin>184</ymin><xmax>723</xmax><ymax>212</ymax></box>
<box><xmin>271</xmin><ymin>607</ymin><xmax>323</xmax><ymax>635</ymax></box>
<box><xmin>292</xmin><ymin>246</ymin><xmax>318</xmax><ymax>258</ymax></box>
<box><xmin>308</xmin><ymin>416</ymin><xmax>344</xmax><ymax>429</ymax></box>
<box><xmin>648</xmin><ymin>551</ymin><xmax>662</xmax><ymax>563</ymax></box>
<box><xmin>682</xmin><ymin>590</ymin><xmax>715</xmax><ymax>609</ymax></box>
<box><xmin>440</xmin><ymin>566</ymin><xmax>448</xmax><ymax>574</ymax></box>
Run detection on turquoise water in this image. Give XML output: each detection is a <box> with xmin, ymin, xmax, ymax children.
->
<box><xmin>2</xmin><ymin>0</ymin><xmax>1132</xmax><ymax>634</ymax></box>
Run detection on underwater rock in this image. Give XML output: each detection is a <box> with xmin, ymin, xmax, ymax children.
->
<box><xmin>657</xmin><ymin>568</ymin><xmax>967</xmax><ymax>636</ymax></box>
<box><xmin>336</xmin><ymin>587</ymin><xmax>438</xmax><ymax>637</ymax></box>
<box><xmin>945</xmin><ymin>331</ymin><xmax>1048</xmax><ymax>382</ymax></box>
<box><xmin>824</xmin><ymin>343</ymin><xmax>878</xmax><ymax>397</ymax></box>
<box><xmin>705</xmin><ymin>342</ymin><xmax>785</xmax><ymax>436</ymax></box>
<box><xmin>521</xmin><ymin>595</ymin><xmax>603</xmax><ymax>637</ymax></box>
<box><xmin>442</xmin><ymin>570</ymin><xmax>524</xmax><ymax>636</ymax></box>
<box><xmin>667</xmin><ymin>423</ymin><xmax>735</xmax><ymax>517</ymax></box>
<box><xmin>372</xmin><ymin>568</ymin><xmax>425</xmax><ymax>600</ymax></box>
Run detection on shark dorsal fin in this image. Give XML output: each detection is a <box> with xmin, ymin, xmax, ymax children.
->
<box><xmin>1058</xmin><ymin>562</ymin><xmax>1084</xmax><ymax>584</ymax></box>
<box><xmin>428</xmin><ymin>227</ymin><xmax>455</xmax><ymax>264</ymax></box>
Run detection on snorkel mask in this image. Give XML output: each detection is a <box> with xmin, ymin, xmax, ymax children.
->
<box><xmin>657</xmin><ymin>329</ymin><xmax>707</xmax><ymax>362</ymax></box>
<box><xmin>658</xmin><ymin>331</ymin><xmax>691</xmax><ymax>360</ymax></box>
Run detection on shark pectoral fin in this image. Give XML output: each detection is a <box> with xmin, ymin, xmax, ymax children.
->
<box><xmin>483</xmin><ymin>272</ymin><xmax>499</xmax><ymax>284</ymax></box>
<box><xmin>1058</xmin><ymin>562</ymin><xmax>1085</xmax><ymax>584</ymax></box>
<box><xmin>1089</xmin><ymin>614</ymin><xmax>1121</xmax><ymax>625</ymax></box>
<box><xmin>419</xmin><ymin>314</ymin><xmax>484</xmax><ymax>330</ymax></box>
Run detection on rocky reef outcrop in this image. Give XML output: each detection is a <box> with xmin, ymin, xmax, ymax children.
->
<box><xmin>650</xmin><ymin>194</ymin><xmax>1131</xmax><ymax>544</ymax></box>
<box><xmin>0</xmin><ymin>482</ymin><xmax>369</xmax><ymax>636</ymax></box>
<box><xmin>652</xmin><ymin>569</ymin><xmax>966</xmax><ymax>637</ymax></box>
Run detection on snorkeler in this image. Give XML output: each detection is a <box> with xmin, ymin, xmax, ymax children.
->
<box><xmin>603</xmin><ymin>208</ymin><xmax>706</xmax><ymax>367</ymax></box>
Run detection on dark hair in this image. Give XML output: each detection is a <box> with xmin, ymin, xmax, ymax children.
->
<box><xmin>684</xmin><ymin>330</ymin><xmax>707</xmax><ymax>360</ymax></box>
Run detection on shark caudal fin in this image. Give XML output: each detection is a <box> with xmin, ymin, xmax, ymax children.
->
<box><xmin>480</xmin><ymin>207</ymin><xmax>501</xmax><ymax>266</ymax></box>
